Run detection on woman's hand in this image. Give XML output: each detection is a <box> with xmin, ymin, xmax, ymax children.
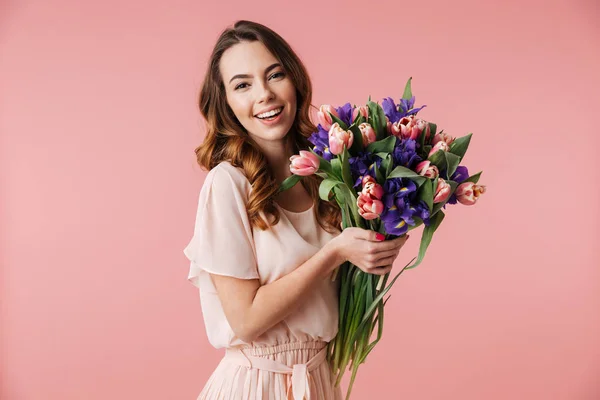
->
<box><xmin>328</xmin><ymin>227</ymin><xmax>410</xmax><ymax>275</ymax></box>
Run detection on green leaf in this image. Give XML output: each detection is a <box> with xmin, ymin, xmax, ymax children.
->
<box><xmin>277</xmin><ymin>174</ymin><xmax>301</xmax><ymax>193</ymax></box>
<box><xmin>449</xmin><ymin>133</ymin><xmax>472</xmax><ymax>159</ymax></box>
<box><xmin>405</xmin><ymin>210</ymin><xmax>445</xmax><ymax>270</ymax></box>
<box><xmin>463</xmin><ymin>171</ymin><xmax>482</xmax><ymax>184</ymax></box>
<box><xmin>427</xmin><ymin>123</ymin><xmax>437</xmax><ymax>139</ymax></box>
<box><xmin>367</xmin><ymin>101</ymin><xmax>388</xmax><ymax>140</ymax></box>
<box><xmin>352</xmin><ymin>111</ymin><xmax>366</xmax><ymax>126</ymax></box>
<box><xmin>402</xmin><ymin>77</ymin><xmax>413</xmax><ymax>100</ymax></box>
<box><xmin>340</xmin><ymin>185</ymin><xmax>364</xmax><ymax>229</ymax></box>
<box><xmin>416</xmin><ymin>178</ymin><xmax>434</xmax><ymax>212</ymax></box>
<box><xmin>340</xmin><ymin>147</ymin><xmax>354</xmax><ymax>190</ymax></box>
<box><xmin>330</xmin><ymin>113</ymin><xmax>348</xmax><ymax>130</ymax></box>
<box><xmin>331</xmin><ymin>158</ymin><xmax>342</xmax><ymax>178</ymax></box>
<box><xmin>348</xmin><ymin>124</ymin><xmax>364</xmax><ymax>154</ymax></box>
<box><xmin>385</xmin><ymin>155</ymin><xmax>393</xmax><ymax>177</ymax></box>
<box><xmin>388</xmin><ymin>165</ymin><xmax>427</xmax><ymax>187</ymax></box>
<box><xmin>380</xmin><ymin>155</ymin><xmax>391</xmax><ymax>178</ymax></box>
<box><xmin>428</xmin><ymin>149</ymin><xmax>447</xmax><ymax>171</ymax></box>
<box><xmin>374</xmin><ymin>162</ymin><xmax>384</xmax><ymax>183</ymax></box>
<box><xmin>375</xmin><ymin>153</ymin><xmax>391</xmax><ymax>170</ymax></box>
<box><xmin>422</xmin><ymin>145</ymin><xmax>432</xmax><ymax>158</ymax></box>
<box><xmin>444</xmin><ymin>152</ymin><xmax>461</xmax><ymax>180</ymax></box>
<box><xmin>309</xmin><ymin>149</ymin><xmax>335</xmax><ymax>176</ymax></box>
<box><xmin>318</xmin><ymin>178</ymin><xmax>342</xmax><ymax>201</ymax></box>
<box><xmin>366</xmin><ymin>135</ymin><xmax>397</xmax><ymax>154</ymax></box>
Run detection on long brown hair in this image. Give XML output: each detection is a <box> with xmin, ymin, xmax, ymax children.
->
<box><xmin>194</xmin><ymin>20</ymin><xmax>341</xmax><ymax>232</ymax></box>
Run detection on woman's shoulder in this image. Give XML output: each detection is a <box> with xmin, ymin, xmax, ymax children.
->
<box><xmin>205</xmin><ymin>160</ymin><xmax>251</xmax><ymax>195</ymax></box>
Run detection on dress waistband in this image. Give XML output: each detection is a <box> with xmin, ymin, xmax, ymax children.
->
<box><xmin>224</xmin><ymin>341</ymin><xmax>329</xmax><ymax>400</ymax></box>
<box><xmin>238</xmin><ymin>340</ymin><xmax>327</xmax><ymax>356</ymax></box>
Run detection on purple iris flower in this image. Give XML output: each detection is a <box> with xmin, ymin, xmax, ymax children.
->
<box><xmin>392</xmin><ymin>138</ymin><xmax>422</xmax><ymax>169</ymax></box>
<box><xmin>413</xmin><ymin>202</ymin><xmax>431</xmax><ymax>225</ymax></box>
<box><xmin>398</xmin><ymin>96</ymin><xmax>426</xmax><ymax>117</ymax></box>
<box><xmin>382</xmin><ymin>97</ymin><xmax>403</xmax><ymax>123</ymax></box>
<box><xmin>349</xmin><ymin>152</ymin><xmax>381</xmax><ymax>188</ymax></box>
<box><xmin>379</xmin><ymin>178</ymin><xmax>418</xmax><ymax>236</ymax></box>
<box><xmin>308</xmin><ymin>102</ymin><xmax>355</xmax><ymax>161</ymax></box>
<box><xmin>451</xmin><ymin>166</ymin><xmax>469</xmax><ymax>183</ymax></box>
<box><xmin>382</xmin><ymin>96</ymin><xmax>427</xmax><ymax>124</ymax></box>
<box><xmin>309</xmin><ymin>127</ymin><xmax>334</xmax><ymax>161</ymax></box>
<box><xmin>335</xmin><ymin>102</ymin><xmax>354</xmax><ymax>126</ymax></box>
<box><xmin>379</xmin><ymin>178</ymin><xmax>431</xmax><ymax>236</ymax></box>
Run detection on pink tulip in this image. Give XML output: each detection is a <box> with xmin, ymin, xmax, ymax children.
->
<box><xmin>362</xmin><ymin>175</ymin><xmax>376</xmax><ymax>186</ymax></box>
<box><xmin>357</xmin><ymin>192</ymin><xmax>384</xmax><ymax>220</ymax></box>
<box><xmin>433</xmin><ymin>178</ymin><xmax>452</xmax><ymax>203</ymax></box>
<box><xmin>385</xmin><ymin>116</ymin><xmax>393</xmax><ymax>135</ymax></box>
<box><xmin>317</xmin><ymin>105</ymin><xmax>339</xmax><ymax>131</ymax></box>
<box><xmin>388</xmin><ymin>121</ymin><xmax>401</xmax><ymax>138</ymax></box>
<box><xmin>415</xmin><ymin>160</ymin><xmax>439</xmax><ymax>179</ymax></box>
<box><xmin>358</xmin><ymin>122</ymin><xmax>376</xmax><ymax>146</ymax></box>
<box><xmin>415</xmin><ymin>118</ymin><xmax>431</xmax><ymax>142</ymax></box>
<box><xmin>432</xmin><ymin>132</ymin><xmax>455</xmax><ymax>146</ymax></box>
<box><xmin>362</xmin><ymin>181</ymin><xmax>384</xmax><ymax>200</ymax></box>
<box><xmin>455</xmin><ymin>182</ymin><xmax>486</xmax><ymax>205</ymax></box>
<box><xmin>352</xmin><ymin>105</ymin><xmax>369</xmax><ymax>121</ymax></box>
<box><xmin>328</xmin><ymin>122</ymin><xmax>354</xmax><ymax>155</ymax></box>
<box><xmin>388</xmin><ymin>115</ymin><xmax>425</xmax><ymax>140</ymax></box>
<box><xmin>289</xmin><ymin>150</ymin><xmax>320</xmax><ymax>176</ymax></box>
<box><xmin>428</xmin><ymin>141</ymin><xmax>450</xmax><ymax>157</ymax></box>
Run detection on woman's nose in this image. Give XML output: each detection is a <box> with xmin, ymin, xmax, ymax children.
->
<box><xmin>256</xmin><ymin>81</ymin><xmax>275</xmax><ymax>102</ymax></box>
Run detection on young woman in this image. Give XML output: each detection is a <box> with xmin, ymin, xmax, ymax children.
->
<box><xmin>183</xmin><ymin>20</ymin><xmax>409</xmax><ymax>400</ymax></box>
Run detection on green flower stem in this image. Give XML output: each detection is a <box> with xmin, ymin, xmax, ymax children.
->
<box><xmin>335</xmin><ymin>269</ymin><xmax>360</xmax><ymax>387</ymax></box>
<box><xmin>346</xmin><ymin>335</ymin><xmax>366</xmax><ymax>400</ymax></box>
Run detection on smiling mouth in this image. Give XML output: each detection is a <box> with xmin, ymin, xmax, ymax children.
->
<box><xmin>255</xmin><ymin>106</ymin><xmax>284</xmax><ymax>120</ymax></box>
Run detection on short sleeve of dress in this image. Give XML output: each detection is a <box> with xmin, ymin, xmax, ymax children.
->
<box><xmin>183</xmin><ymin>163</ymin><xmax>259</xmax><ymax>289</ymax></box>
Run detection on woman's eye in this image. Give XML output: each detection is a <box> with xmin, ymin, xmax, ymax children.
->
<box><xmin>234</xmin><ymin>73</ymin><xmax>284</xmax><ymax>90</ymax></box>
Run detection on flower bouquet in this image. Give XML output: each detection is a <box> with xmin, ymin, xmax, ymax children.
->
<box><xmin>279</xmin><ymin>78</ymin><xmax>486</xmax><ymax>399</ymax></box>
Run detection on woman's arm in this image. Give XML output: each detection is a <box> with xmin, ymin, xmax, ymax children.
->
<box><xmin>210</xmin><ymin>240</ymin><xmax>340</xmax><ymax>343</ymax></box>
<box><xmin>209</xmin><ymin>228</ymin><xmax>408</xmax><ymax>343</ymax></box>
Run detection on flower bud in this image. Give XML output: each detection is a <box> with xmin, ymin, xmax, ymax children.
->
<box><xmin>289</xmin><ymin>150</ymin><xmax>320</xmax><ymax>176</ymax></box>
<box><xmin>455</xmin><ymin>182</ymin><xmax>486</xmax><ymax>205</ymax></box>
<box><xmin>358</xmin><ymin>122</ymin><xmax>376</xmax><ymax>146</ymax></box>
<box><xmin>328</xmin><ymin>123</ymin><xmax>354</xmax><ymax>155</ymax></box>
<box><xmin>428</xmin><ymin>141</ymin><xmax>450</xmax><ymax>157</ymax></box>
<box><xmin>433</xmin><ymin>178</ymin><xmax>452</xmax><ymax>203</ymax></box>
<box><xmin>317</xmin><ymin>105</ymin><xmax>339</xmax><ymax>131</ymax></box>
<box><xmin>415</xmin><ymin>160</ymin><xmax>439</xmax><ymax>179</ymax></box>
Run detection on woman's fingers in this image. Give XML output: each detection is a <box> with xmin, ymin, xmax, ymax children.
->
<box><xmin>373</xmin><ymin>248</ymin><xmax>400</xmax><ymax>262</ymax></box>
<box><xmin>371</xmin><ymin>264</ymin><xmax>393</xmax><ymax>275</ymax></box>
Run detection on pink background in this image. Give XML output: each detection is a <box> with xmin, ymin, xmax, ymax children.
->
<box><xmin>1</xmin><ymin>0</ymin><xmax>599</xmax><ymax>399</ymax></box>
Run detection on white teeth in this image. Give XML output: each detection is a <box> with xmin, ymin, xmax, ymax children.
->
<box><xmin>256</xmin><ymin>107</ymin><xmax>283</xmax><ymax>119</ymax></box>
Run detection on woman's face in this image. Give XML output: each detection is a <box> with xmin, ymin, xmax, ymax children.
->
<box><xmin>219</xmin><ymin>41</ymin><xmax>297</xmax><ymax>147</ymax></box>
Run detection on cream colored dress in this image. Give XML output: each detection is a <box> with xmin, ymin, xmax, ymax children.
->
<box><xmin>183</xmin><ymin>161</ymin><xmax>343</xmax><ymax>400</ymax></box>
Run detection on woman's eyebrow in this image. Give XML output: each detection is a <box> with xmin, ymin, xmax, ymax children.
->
<box><xmin>228</xmin><ymin>63</ymin><xmax>281</xmax><ymax>84</ymax></box>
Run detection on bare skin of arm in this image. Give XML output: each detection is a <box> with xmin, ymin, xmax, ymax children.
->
<box><xmin>210</xmin><ymin>228</ymin><xmax>409</xmax><ymax>343</ymax></box>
